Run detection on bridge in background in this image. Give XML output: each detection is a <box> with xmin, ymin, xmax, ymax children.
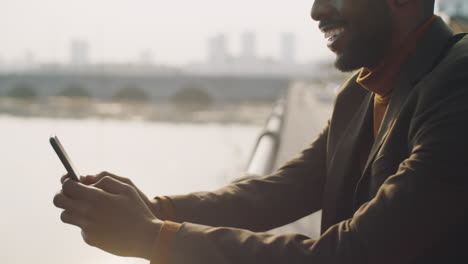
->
<box><xmin>0</xmin><ymin>73</ymin><xmax>290</xmax><ymax>103</ymax></box>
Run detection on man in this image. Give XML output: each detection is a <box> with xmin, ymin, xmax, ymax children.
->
<box><xmin>54</xmin><ymin>0</ymin><xmax>468</xmax><ymax>263</ymax></box>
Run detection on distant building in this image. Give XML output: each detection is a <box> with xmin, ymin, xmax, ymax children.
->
<box><xmin>241</xmin><ymin>32</ymin><xmax>256</xmax><ymax>61</ymax></box>
<box><xmin>280</xmin><ymin>33</ymin><xmax>296</xmax><ymax>65</ymax></box>
<box><xmin>70</xmin><ymin>39</ymin><xmax>90</xmax><ymax>65</ymax></box>
<box><xmin>208</xmin><ymin>34</ymin><xmax>228</xmax><ymax>65</ymax></box>
<box><xmin>188</xmin><ymin>32</ymin><xmax>320</xmax><ymax>77</ymax></box>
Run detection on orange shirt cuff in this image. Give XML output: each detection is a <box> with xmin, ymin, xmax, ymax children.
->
<box><xmin>151</xmin><ymin>221</ymin><xmax>181</xmax><ymax>264</ymax></box>
<box><xmin>155</xmin><ymin>196</ymin><xmax>177</xmax><ymax>221</ymax></box>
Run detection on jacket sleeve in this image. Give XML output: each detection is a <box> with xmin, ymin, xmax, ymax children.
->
<box><xmin>164</xmin><ymin>78</ymin><xmax>468</xmax><ymax>264</ymax></box>
<box><xmin>166</xmin><ymin>124</ymin><xmax>329</xmax><ymax>232</ymax></box>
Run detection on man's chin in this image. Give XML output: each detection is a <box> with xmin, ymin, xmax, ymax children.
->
<box><xmin>334</xmin><ymin>53</ymin><xmax>362</xmax><ymax>72</ymax></box>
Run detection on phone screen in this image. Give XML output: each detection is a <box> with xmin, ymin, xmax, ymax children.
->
<box><xmin>50</xmin><ymin>135</ymin><xmax>80</xmax><ymax>181</ymax></box>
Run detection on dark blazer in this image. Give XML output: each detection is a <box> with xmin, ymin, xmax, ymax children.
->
<box><xmin>165</xmin><ymin>18</ymin><xmax>468</xmax><ymax>264</ymax></box>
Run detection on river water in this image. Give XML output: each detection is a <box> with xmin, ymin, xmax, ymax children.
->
<box><xmin>0</xmin><ymin>116</ymin><xmax>259</xmax><ymax>264</ymax></box>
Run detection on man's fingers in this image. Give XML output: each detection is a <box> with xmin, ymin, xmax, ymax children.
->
<box><xmin>80</xmin><ymin>175</ymin><xmax>98</xmax><ymax>185</ymax></box>
<box><xmin>53</xmin><ymin>191</ymin><xmax>88</xmax><ymax>215</ymax></box>
<box><xmin>61</xmin><ymin>210</ymin><xmax>87</xmax><ymax>229</ymax></box>
<box><xmin>53</xmin><ymin>191</ymin><xmax>71</xmax><ymax>209</ymax></box>
<box><xmin>60</xmin><ymin>174</ymin><xmax>69</xmax><ymax>184</ymax></box>
<box><xmin>94</xmin><ymin>171</ymin><xmax>133</xmax><ymax>186</ymax></box>
<box><xmin>93</xmin><ymin>176</ymin><xmax>132</xmax><ymax>195</ymax></box>
<box><xmin>62</xmin><ymin>178</ymin><xmax>95</xmax><ymax>200</ymax></box>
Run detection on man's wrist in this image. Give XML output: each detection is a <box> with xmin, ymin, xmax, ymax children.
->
<box><xmin>141</xmin><ymin>219</ymin><xmax>163</xmax><ymax>260</ymax></box>
<box><xmin>150</xmin><ymin>221</ymin><xmax>182</xmax><ymax>264</ymax></box>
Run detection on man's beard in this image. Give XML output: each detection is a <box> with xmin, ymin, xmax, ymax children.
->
<box><xmin>335</xmin><ymin>3</ymin><xmax>393</xmax><ymax>72</ymax></box>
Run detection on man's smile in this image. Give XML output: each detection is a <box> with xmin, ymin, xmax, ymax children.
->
<box><xmin>318</xmin><ymin>18</ymin><xmax>347</xmax><ymax>53</ymax></box>
<box><xmin>321</xmin><ymin>26</ymin><xmax>345</xmax><ymax>50</ymax></box>
<box><xmin>319</xmin><ymin>23</ymin><xmax>345</xmax><ymax>52</ymax></box>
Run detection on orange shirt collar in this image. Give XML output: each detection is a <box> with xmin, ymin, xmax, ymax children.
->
<box><xmin>357</xmin><ymin>16</ymin><xmax>438</xmax><ymax>97</ymax></box>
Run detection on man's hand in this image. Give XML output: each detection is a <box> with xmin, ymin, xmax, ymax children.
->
<box><xmin>61</xmin><ymin>171</ymin><xmax>160</xmax><ymax>217</ymax></box>
<box><xmin>54</xmin><ymin>176</ymin><xmax>162</xmax><ymax>259</ymax></box>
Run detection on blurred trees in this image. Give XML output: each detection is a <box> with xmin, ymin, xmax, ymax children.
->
<box><xmin>113</xmin><ymin>85</ymin><xmax>150</xmax><ymax>102</ymax></box>
<box><xmin>7</xmin><ymin>83</ymin><xmax>38</xmax><ymax>101</ymax></box>
<box><xmin>58</xmin><ymin>83</ymin><xmax>91</xmax><ymax>98</ymax></box>
<box><xmin>172</xmin><ymin>85</ymin><xmax>213</xmax><ymax>110</ymax></box>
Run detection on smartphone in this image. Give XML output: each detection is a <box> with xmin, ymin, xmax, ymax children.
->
<box><xmin>50</xmin><ymin>135</ymin><xmax>80</xmax><ymax>181</ymax></box>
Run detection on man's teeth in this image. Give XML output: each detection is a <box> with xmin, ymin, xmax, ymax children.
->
<box><xmin>324</xmin><ymin>28</ymin><xmax>344</xmax><ymax>40</ymax></box>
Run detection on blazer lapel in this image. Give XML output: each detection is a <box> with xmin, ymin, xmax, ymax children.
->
<box><xmin>322</xmin><ymin>90</ymin><xmax>373</xmax><ymax>230</ymax></box>
<box><xmin>360</xmin><ymin>17</ymin><xmax>454</xmax><ymax>180</ymax></box>
<box><xmin>330</xmin><ymin>92</ymin><xmax>373</xmax><ymax>172</ymax></box>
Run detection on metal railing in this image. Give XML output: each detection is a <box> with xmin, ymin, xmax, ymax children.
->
<box><xmin>232</xmin><ymin>98</ymin><xmax>286</xmax><ymax>183</ymax></box>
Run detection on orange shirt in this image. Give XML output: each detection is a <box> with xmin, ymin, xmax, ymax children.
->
<box><xmin>151</xmin><ymin>196</ymin><xmax>180</xmax><ymax>264</ymax></box>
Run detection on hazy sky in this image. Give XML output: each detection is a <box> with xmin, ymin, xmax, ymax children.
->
<box><xmin>1</xmin><ymin>0</ymin><xmax>333</xmax><ymax>66</ymax></box>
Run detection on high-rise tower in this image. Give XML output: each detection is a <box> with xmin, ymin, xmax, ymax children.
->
<box><xmin>70</xmin><ymin>39</ymin><xmax>89</xmax><ymax>65</ymax></box>
<box><xmin>241</xmin><ymin>32</ymin><xmax>256</xmax><ymax>60</ymax></box>
<box><xmin>208</xmin><ymin>34</ymin><xmax>227</xmax><ymax>65</ymax></box>
<box><xmin>280</xmin><ymin>33</ymin><xmax>296</xmax><ymax>64</ymax></box>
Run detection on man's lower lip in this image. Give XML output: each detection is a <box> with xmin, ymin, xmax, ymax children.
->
<box><xmin>327</xmin><ymin>34</ymin><xmax>343</xmax><ymax>52</ymax></box>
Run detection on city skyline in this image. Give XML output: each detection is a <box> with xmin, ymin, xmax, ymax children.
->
<box><xmin>0</xmin><ymin>32</ymin><xmax>329</xmax><ymax>77</ymax></box>
<box><xmin>1</xmin><ymin>0</ymin><xmax>463</xmax><ymax>67</ymax></box>
<box><xmin>0</xmin><ymin>0</ymin><xmax>332</xmax><ymax>66</ymax></box>
<box><xmin>0</xmin><ymin>30</ymin><xmax>329</xmax><ymax>68</ymax></box>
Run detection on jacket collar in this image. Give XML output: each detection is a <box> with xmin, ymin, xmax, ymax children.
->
<box><xmin>360</xmin><ymin>17</ymin><xmax>454</xmax><ymax>177</ymax></box>
<box><xmin>356</xmin><ymin>16</ymin><xmax>438</xmax><ymax>98</ymax></box>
